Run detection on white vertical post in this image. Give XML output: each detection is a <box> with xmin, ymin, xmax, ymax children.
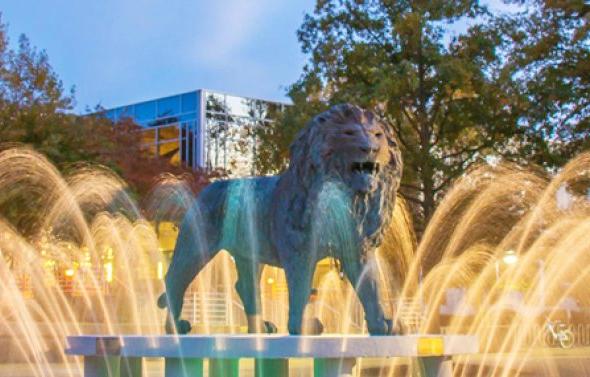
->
<box><xmin>197</xmin><ymin>89</ymin><xmax>206</xmax><ymax>168</ymax></box>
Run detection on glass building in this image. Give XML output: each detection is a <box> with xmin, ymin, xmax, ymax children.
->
<box><xmin>103</xmin><ymin>89</ymin><xmax>287</xmax><ymax>176</ymax></box>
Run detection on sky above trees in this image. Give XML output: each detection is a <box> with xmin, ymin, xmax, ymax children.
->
<box><xmin>2</xmin><ymin>0</ymin><xmax>315</xmax><ymax>112</ymax></box>
<box><xmin>2</xmin><ymin>0</ymin><xmax>512</xmax><ymax>113</ymax></box>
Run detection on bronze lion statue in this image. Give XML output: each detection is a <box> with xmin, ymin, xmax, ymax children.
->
<box><xmin>158</xmin><ymin>103</ymin><xmax>403</xmax><ymax>335</ymax></box>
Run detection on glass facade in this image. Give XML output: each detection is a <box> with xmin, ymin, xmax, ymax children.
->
<box><xmin>104</xmin><ymin>89</ymin><xmax>285</xmax><ymax>176</ymax></box>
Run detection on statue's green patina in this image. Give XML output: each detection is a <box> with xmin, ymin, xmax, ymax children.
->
<box><xmin>158</xmin><ymin>104</ymin><xmax>403</xmax><ymax>335</ymax></box>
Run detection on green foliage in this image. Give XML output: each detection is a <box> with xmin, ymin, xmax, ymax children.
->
<box><xmin>502</xmin><ymin>0</ymin><xmax>590</xmax><ymax>166</ymax></box>
<box><xmin>0</xmin><ymin>14</ymin><xmax>209</xmax><ymax>235</ymax></box>
<box><xmin>257</xmin><ymin>0</ymin><xmax>524</xmax><ymax>231</ymax></box>
<box><xmin>254</xmin><ymin>73</ymin><xmax>330</xmax><ymax>174</ymax></box>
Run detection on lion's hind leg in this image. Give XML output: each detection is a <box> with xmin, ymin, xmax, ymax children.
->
<box><xmin>159</xmin><ymin>258</ymin><xmax>201</xmax><ymax>334</ymax></box>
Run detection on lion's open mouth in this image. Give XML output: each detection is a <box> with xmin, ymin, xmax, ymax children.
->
<box><xmin>351</xmin><ymin>161</ymin><xmax>380</xmax><ymax>175</ymax></box>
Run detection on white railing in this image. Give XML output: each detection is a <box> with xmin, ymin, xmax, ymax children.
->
<box><xmin>66</xmin><ymin>334</ymin><xmax>478</xmax><ymax>377</ymax></box>
<box><xmin>182</xmin><ymin>291</ymin><xmax>245</xmax><ymax>328</ymax></box>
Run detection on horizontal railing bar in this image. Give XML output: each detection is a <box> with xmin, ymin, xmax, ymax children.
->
<box><xmin>66</xmin><ymin>334</ymin><xmax>478</xmax><ymax>359</ymax></box>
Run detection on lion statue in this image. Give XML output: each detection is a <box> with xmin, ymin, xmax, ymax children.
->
<box><xmin>158</xmin><ymin>103</ymin><xmax>403</xmax><ymax>335</ymax></box>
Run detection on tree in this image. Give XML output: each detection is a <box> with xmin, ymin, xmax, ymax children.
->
<box><xmin>502</xmin><ymin>0</ymin><xmax>590</xmax><ymax>166</ymax></box>
<box><xmin>0</xmin><ymin>15</ymin><xmax>211</xmax><ymax>234</ymax></box>
<box><xmin>254</xmin><ymin>76</ymin><xmax>329</xmax><ymax>174</ymax></box>
<box><xmin>83</xmin><ymin>115</ymin><xmax>212</xmax><ymax>197</ymax></box>
<box><xmin>256</xmin><ymin>1</ymin><xmax>523</xmax><ymax>231</ymax></box>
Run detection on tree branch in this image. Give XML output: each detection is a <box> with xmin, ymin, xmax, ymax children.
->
<box><xmin>441</xmin><ymin>143</ymin><xmax>488</xmax><ymax>159</ymax></box>
<box><xmin>401</xmin><ymin>105</ymin><xmax>421</xmax><ymax>134</ymax></box>
<box><xmin>401</xmin><ymin>182</ymin><xmax>422</xmax><ymax>191</ymax></box>
<box><xmin>400</xmin><ymin>193</ymin><xmax>424</xmax><ymax>205</ymax></box>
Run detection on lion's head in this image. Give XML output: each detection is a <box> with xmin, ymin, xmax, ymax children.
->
<box><xmin>274</xmin><ymin>104</ymin><xmax>403</xmax><ymax>254</ymax></box>
<box><xmin>289</xmin><ymin>104</ymin><xmax>401</xmax><ymax>195</ymax></box>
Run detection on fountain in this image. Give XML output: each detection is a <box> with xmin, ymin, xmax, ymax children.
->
<box><xmin>0</xmin><ymin>105</ymin><xmax>589</xmax><ymax>376</ymax></box>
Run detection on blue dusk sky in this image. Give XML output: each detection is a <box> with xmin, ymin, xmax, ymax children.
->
<box><xmin>2</xmin><ymin>0</ymin><xmax>316</xmax><ymax>112</ymax></box>
<box><xmin>1</xmin><ymin>1</ymin><xmax>514</xmax><ymax>113</ymax></box>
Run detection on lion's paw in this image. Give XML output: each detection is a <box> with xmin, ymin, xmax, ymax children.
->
<box><xmin>308</xmin><ymin>318</ymin><xmax>324</xmax><ymax>335</ymax></box>
<box><xmin>157</xmin><ymin>293</ymin><xmax>167</xmax><ymax>309</ymax></box>
<box><xmin>264</xmin><ymin>320</ymin><xmax>278</xmax><ymax>334</ymax></box>
<box><xmin>384</xmin><ymin>318</ymin><xmax>408</xmax><ymax>335</ymax></box>
<box><xmin>166</xmin><ymin>318</ymin><xmax>192</xmax><ymax>335</ymax></box>
<box><xmin>177</xmin><ymin>319</ymin><xmax>192</xmax><ymax>334</ymax></box>
<box><xmin>368</xmin><ymin>319</ymin><xmax>393</xmax><ymax>335</ymax></box>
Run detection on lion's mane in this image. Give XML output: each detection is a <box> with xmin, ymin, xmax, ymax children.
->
<box><xmin>271</xmin><ymin>103</ymin><xmax>402</xmax><ymax>260</ymax></box>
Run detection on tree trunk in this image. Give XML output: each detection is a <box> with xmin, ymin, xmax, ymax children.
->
<box><xmin>422</xmin><ymin>165</ymin><xmax>435</xmax><ymax>225</ymax></box>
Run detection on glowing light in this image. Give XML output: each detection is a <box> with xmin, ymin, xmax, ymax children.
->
<box><xmin>502</xmin><ymin>250</ymin><xmax>518</xmax><ymax>265</ymax></box>
<box><xmin>157</xmin><ymin>261</ymin><xmax>164</xmax><ymax>280</ymax></box>
<box><xmin>104</xmin><ymin>262</ymin><xmax>113</xmax><ymax>283</ymax></box>
<box><xmin>417</xmin><ymin>337</ymin><xmax>444</xmax><ymax>356</ymax></box>
<box><xmin>64</xmin><ymin>269</ymin><xmax>75</xmax><ymax>277</ymax></box>
<box><xmin>266</xmin><ymin>277</ymin><xmax>275</xmax><ymax>285</ymax></box>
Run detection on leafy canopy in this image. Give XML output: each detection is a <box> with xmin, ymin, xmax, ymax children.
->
<box><xmin>0</xmin><ymin>14</ymin><xmax>209</xmax><ymax>234</ymax></box>
<box><xmin>257</xmin><ymin>0</ymin><xmax>523</xmax><ymax>231</ymax></box>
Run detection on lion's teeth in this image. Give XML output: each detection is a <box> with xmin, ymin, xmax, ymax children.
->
<box><xmin>351</xmin><ymin>161</ymin><xmax>380</xmax><ymax>174</ymax></box>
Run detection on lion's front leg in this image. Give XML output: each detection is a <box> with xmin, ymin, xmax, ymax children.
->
<box><xmin>285</xmin><ymin>257</ymin><xmax>315</xmax><ymax>335</ymax></box>
<box><xmin>343</xmin><ymin>259</ymin><xmax>392</xmax><ymax>335</ymax></box>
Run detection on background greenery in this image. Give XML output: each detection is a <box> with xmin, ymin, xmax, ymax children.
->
<box><xmin>254</xmin><ymin>0</ymin><xmax>590</xmax><ymax>234</ymax></box>
<box><xmin>0</xmin><ymin>14</ymin><xmax>210</xmax><ymax>235</ymax></box>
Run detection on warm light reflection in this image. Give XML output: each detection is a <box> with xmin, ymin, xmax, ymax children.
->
<box><xmin>157</xmin><ymin>261</ymin><xmax>164</xmax><ymax>280</ymax></box>
<box><xmin>1</xmin><ymin>146</ymin><xmax>590</xmax><ymax>376</ymax></box>
<box><xmin>104</xmin><ymin>262</ymin><xmax>113</xmax><ymax>283</ymax></box>
<box><xmin>502</xmin><ymin>250</ymin><xmax>518</xmax><ymax>265</ymax></box>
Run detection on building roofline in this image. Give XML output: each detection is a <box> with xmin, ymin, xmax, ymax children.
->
<box><xmin>200</xmin><ymin>88</ymin><xmax>291</xmax><ymax>106</ymax></box>
<box><xmin>104</xmin><ymin>88</ymin><xmax>291</xmax><ymax>111</ymax></box>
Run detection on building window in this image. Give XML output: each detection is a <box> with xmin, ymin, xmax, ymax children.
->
<box><xmin>181</xmin><ymin>92</ymin><xmax>198</xmax><ymax>113</ymax></box>
<box><xmin>157</xmin><ymin>95</ymin><xmax>181</xmax><ymax>118</ymax></box>
<box><xmin>135</xmin><ymin>100</ymin><xmax>156</xmax><ymax>122</ymax></box>
<box><xmin>105</xmin><ymin>90</ymin><xmax>286</xmax><ymax>174</ymax></box>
